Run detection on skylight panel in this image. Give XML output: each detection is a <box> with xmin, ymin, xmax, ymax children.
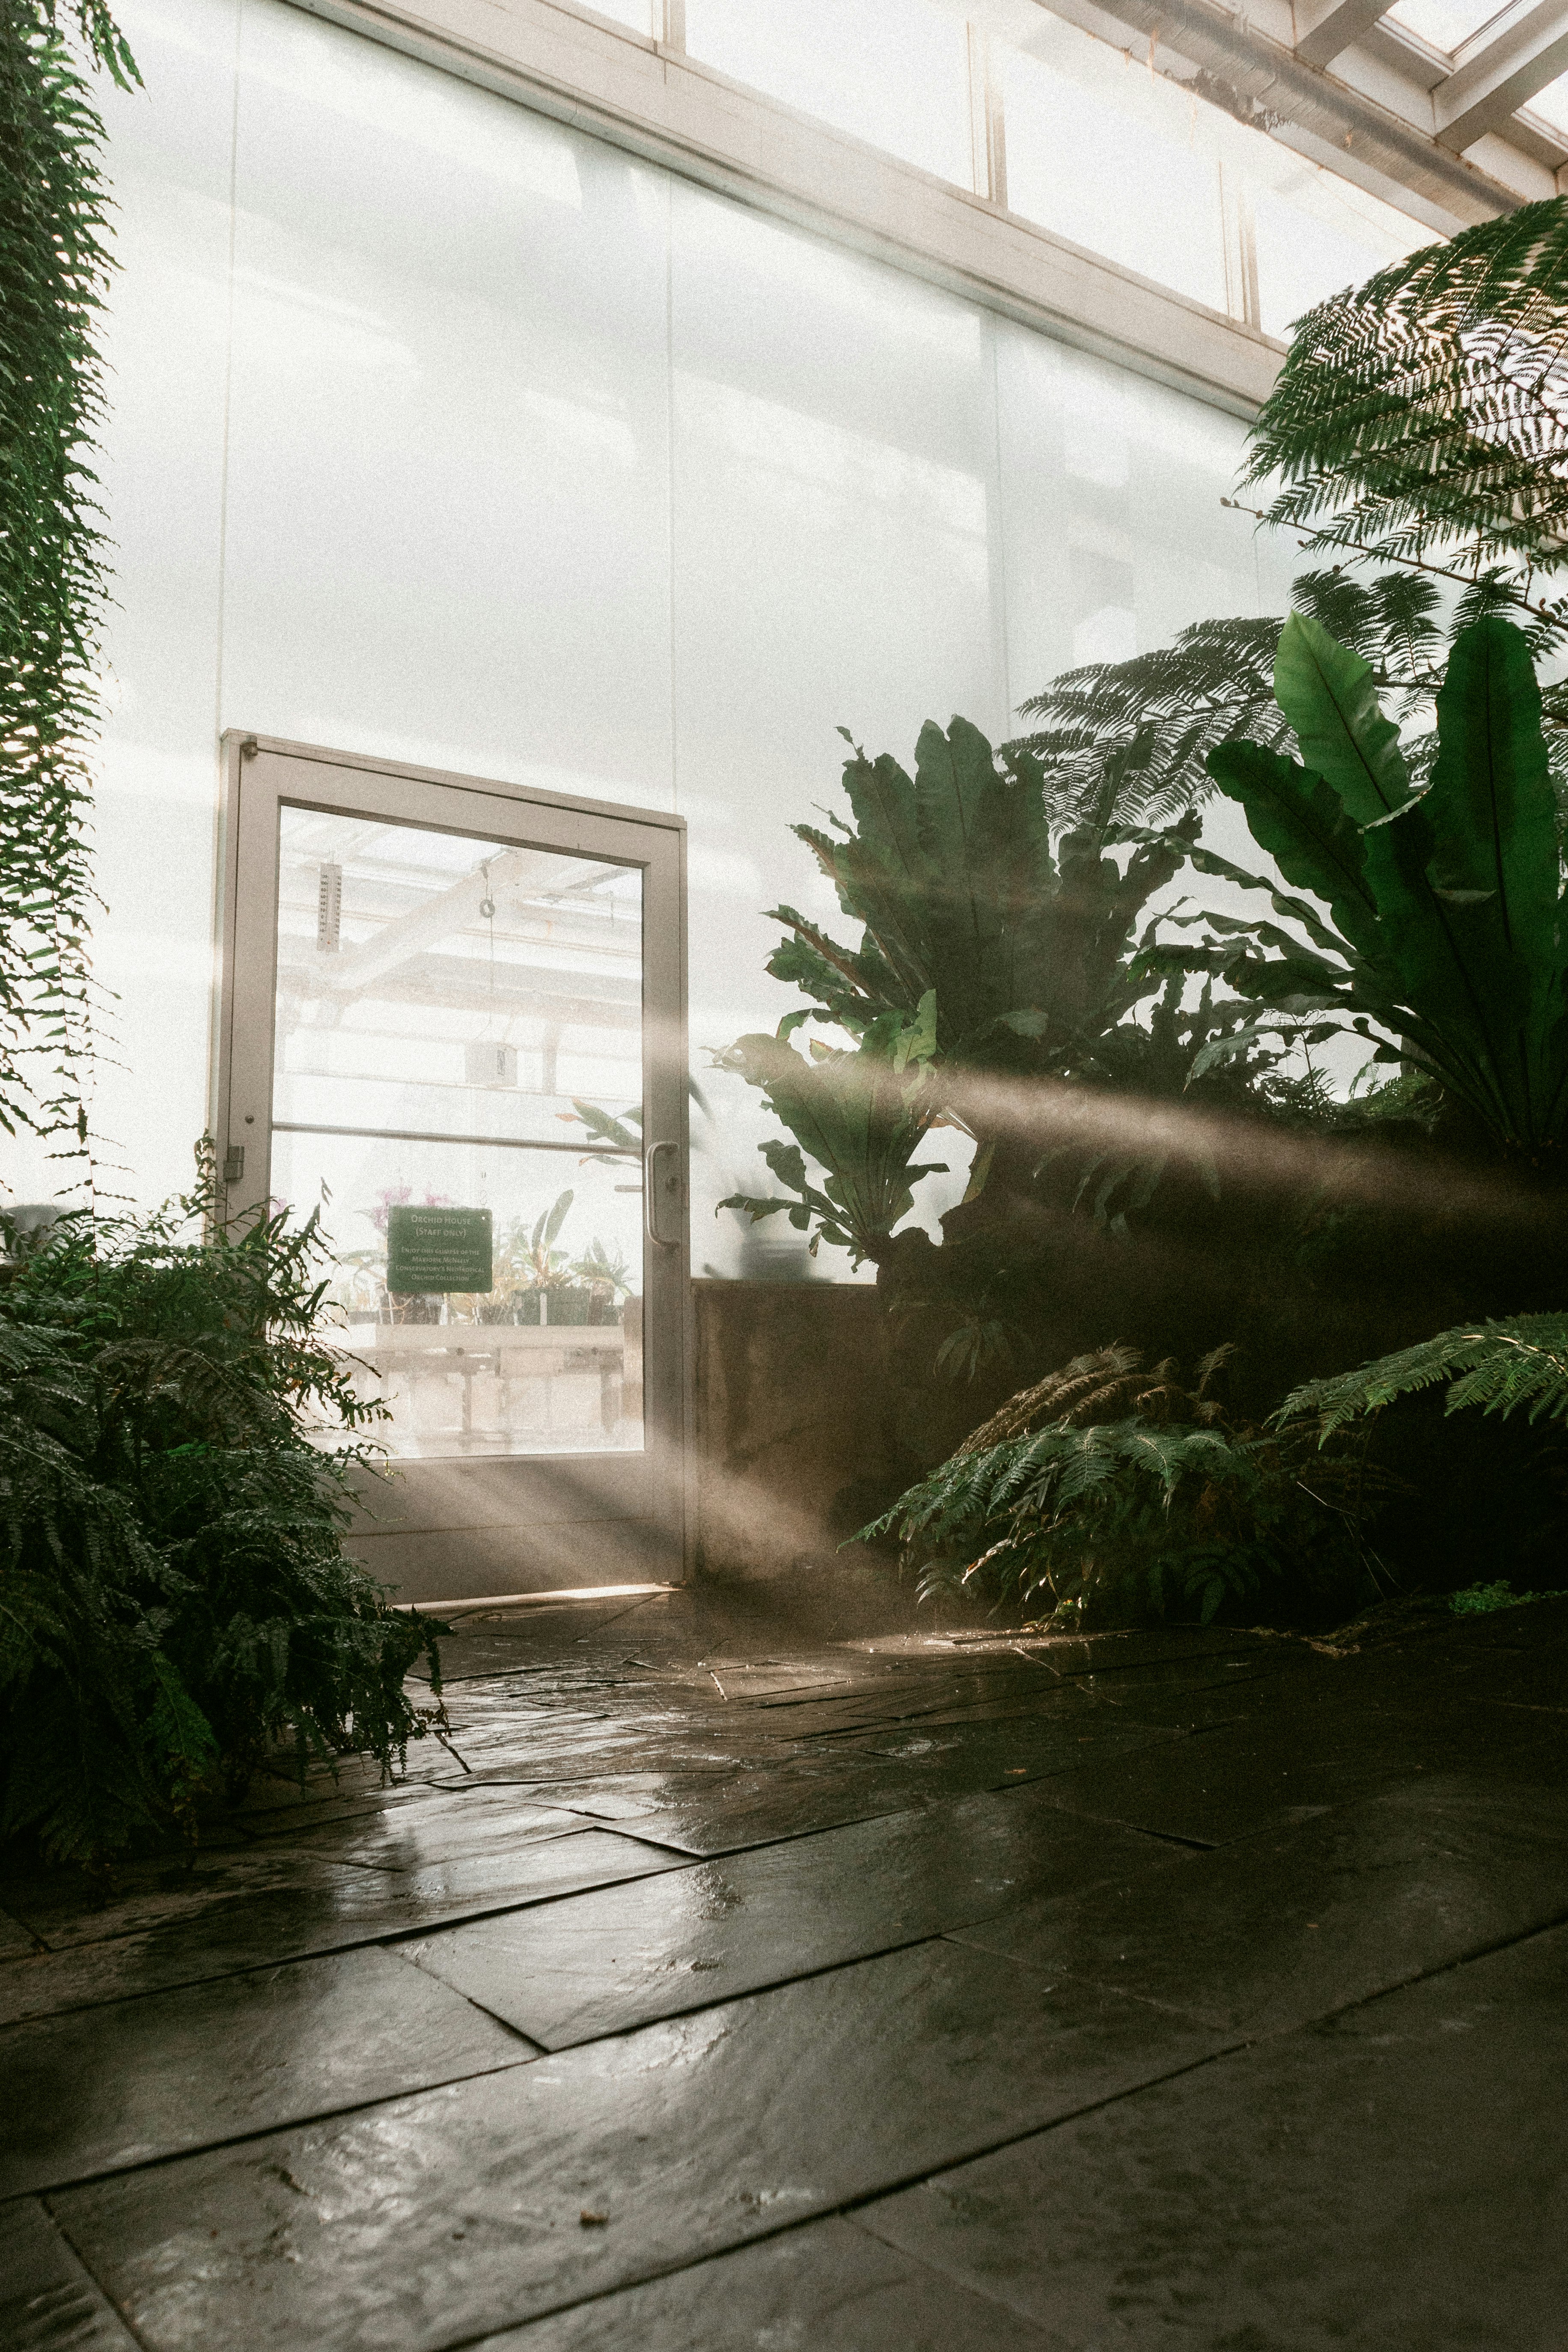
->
<box><xmin>685</xmin><ymin>0</ymin><xmax>973</xmax><ymax>188</ymax></box>
<box><xmin>1522</xmin><ymin>67</ymin><xmax>1568</xmax><ymax>132</ymax></box>
<box><xmin>1384</xmin><ymin>0</ymin><xmax>1511</xmax><ymax>56</ymax></box>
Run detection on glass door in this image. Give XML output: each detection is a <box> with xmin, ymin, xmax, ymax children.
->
<box><xmin>217</xmin><ymin>737</ymin><xmax>688</xmax><ymax>1603</ymax></box>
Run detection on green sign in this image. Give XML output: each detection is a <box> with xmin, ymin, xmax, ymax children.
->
<box><xmin>386</xmin><ymin>1204</ymin><xmax>492</xmax><ymax>1295</ymax></box>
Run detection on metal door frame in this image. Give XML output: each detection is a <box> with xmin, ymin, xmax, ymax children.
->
<box><xmin>212</xmin><ymin>729</ymin><xmax>692</xmax><ymax>1587</ymax></box>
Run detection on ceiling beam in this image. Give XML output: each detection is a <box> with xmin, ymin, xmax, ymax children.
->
<box><xmin>1294</xmin><ymin>0</ymin><xmax>1399</xmax><ymax>71</ymax></box>
<box><xmin>1435</xmin><ymin>0</ymin><xmax>1568</xmax><ymax>146</ymax></box>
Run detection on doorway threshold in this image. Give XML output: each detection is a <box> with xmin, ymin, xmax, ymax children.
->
<box><xmin>392</xmin><ymin>1583</ymin><xmax>679</xmax><ymax>1619</ymax></box>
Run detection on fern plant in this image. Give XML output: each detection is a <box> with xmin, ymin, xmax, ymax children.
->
<box><xmin>1</xmin><ymin>0</ymin><xmax>137</xmax><ymax>1143</ymax></box>
<box><xmin>0</xmin><ymin>1155</ymin><xmax>442</xmax><ymax>1866</ymax></box>
<box><xmin>1247</xmin><ymin>197</ymin><xmax>1568</xmax><ymax>595</ymax></box>
<box><xmin>863</xmin><ymin>1345</ymin><xmax>1384</xmax><ymax>1627</ymax></box>
<box><xmin>1279</xmin><ymin>1312</ymin><xmax>1568</xmax><ymax>1439</ymax></box>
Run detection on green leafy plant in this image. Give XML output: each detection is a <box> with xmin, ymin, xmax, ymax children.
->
<box><xmin>1010</xmin><ymin>567</ymin><xmax>1455</xmax><ymax>829</ymax></box>
<box><xmin>767</xmin><ymin>716</ymin><xmax>1189</xmax><ymax>1083</ymax></box>
<box><xmin>1279</xmin><ymin>1311</ymin><xmax>1568</xmax><ymax>1438</ymax></box>
<box><xmin>570</xmin><ymin>1236</ymin><xmax>633</xmax><ymax>1303</ymax></box>
<box><xmin>720</xmin><ymin>715</ymin><xmax>1198</xmax><ymax>1263</ymax></box>
<box><xmin>1</xmin><ymin>0</ymin><xmax>138</xmax><ymax>1144</ymax></box>
<box><xmin>0</xmin><ymin>1153</ymin><xmax>442</xmax><ymax>1867</ymax></box>
<box><xmin>1449</xmin><ymin>1578</ymin><xmax>1568</xmax><ymax>1615</ymax></box>
<box><xmin>1246</xmin><ymin>197</ymin><xmax>1568</xmax><ymax>599</ymax></box>
<box><xmin>499</xmin><ymin>1190</ymin><xmax>574</xmax><ymax>1292</ymax></box>
<box><xmin>715</xmin><ymin>1022</ymin><xmax>947</xmax><ymax>1267</ymax></box>
<box><xmin>1154</xmin><ymin>610</ymin><xmax>1568</xmax><ymax>1165</ymax></box>
<box><xmin>862</xmin><ymin>1343</ymin><xmax>1383</xmax><ymax>1627</ymax></box>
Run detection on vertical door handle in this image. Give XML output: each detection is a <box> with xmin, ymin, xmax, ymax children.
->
<box><xmin>645</xmin><ymin>1140</ymin><xmax>684</xmax><ymax>1247</ymax></box>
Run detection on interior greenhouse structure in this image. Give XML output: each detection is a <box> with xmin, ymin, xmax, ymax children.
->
<box><xmin>3</xmin><ymin>0</ymin><xmax>1567</xmax><ymax>2341</ymax></box>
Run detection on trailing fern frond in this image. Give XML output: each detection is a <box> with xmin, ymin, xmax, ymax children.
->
<box><xmin>1279</xmin><ymin>1313</ymin><xmax>1568</xmax><ymax>1440</ymax></box>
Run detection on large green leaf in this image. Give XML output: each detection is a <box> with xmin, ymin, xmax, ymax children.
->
<box><xmin>1424</xmin><ymin>618</ymin><xmax>1557</xmax><ymax>970</ymax></box>
<box><xmin>1205</xmin><ymin>741</ymin><xmax>1380</xmax><ymax>957</ymax></box>
<box><xmin>1272</xmin><ymin>611</ymin><xmax>1412</xmax><ymax>824</ymax></box>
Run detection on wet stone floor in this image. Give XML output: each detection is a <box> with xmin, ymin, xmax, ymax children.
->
<box><xmin>3</xmin><ymin>1586</ymin><xmax>1568</xmax><ymax>2350</ymax></box>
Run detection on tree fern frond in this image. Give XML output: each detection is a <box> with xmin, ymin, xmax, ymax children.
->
<box><xmin>1279</xmin><ymin>1313</ymin><xmax>1568</xmax><ymax>1439</ymax></box>
<box><xmin>1248</xmin><ymin>199</ymin><xmax>1568</xmax><ymax>578</ymax></box>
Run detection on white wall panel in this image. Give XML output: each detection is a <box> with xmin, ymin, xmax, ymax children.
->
<box><xmin>218</xmin><ymin>0</ymin><xmax>673</xmax><ymax>808</ymax></box>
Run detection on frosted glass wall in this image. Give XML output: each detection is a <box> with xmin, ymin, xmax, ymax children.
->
<box><xmin>14</xmin><ymin>0</ymin><xmax>1287</xmax><ymax>1280</ymax></box>
<box><xmin>1001</xmin><ymin>12</ymin><xmax>1428</xmax><ymax>334</ymax></box>
<box><xmin>685</xmin><ymin>0</ymin><xmax>974</xmax><ymax>187</ymax></box>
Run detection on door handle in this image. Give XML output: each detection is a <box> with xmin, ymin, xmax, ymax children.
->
<box><xmin>645</xmin><ymin>1140</ymin><xmax>684</xmax><ymax>1248</ymax></box>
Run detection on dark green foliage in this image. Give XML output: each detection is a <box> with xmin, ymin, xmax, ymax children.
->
<box><xmin>862</xmin><ymin>1345</ymin><xmax>1382</xmax><ymax>1628</ymax></box>
<box><xmin>714</xmin><ymin>1025</ymin><xmax>946</xmax><ymax>1267</ymax></box>
<box><xmin>1449</xmin><ymin>1578</ymin><xmax>1568</xmax><ymax>1614</ymax></box>
<box><xmin>1010</xmin><ymin>567</ymin><xmax>1449</xmax><ymax>828</ymax></box>
<box><xmin>769</xmin><ymin>717</ymin><xmax>1187</xmax><ymax>1074</ymax></box>
<box><xmin>0</xmin><ymin>1161</ymin><xmax>441</xmax><ymax>1865</ymax></box>
<box><xmin>1279</xmin><ymin>1311</ymin><xmax>1568</xmax><ymax>1438</ymax></box>
<box><xmin>0</xmin><ymin>0</ymin><xmax>136</xmax><ymax>1141</ymax></box>
<box><xmin>1162</xmin><ymin>612</ymin><xmax>1568</xmax><ymax>1161</ymax></box>
<box><xmin>1247</xmin><ymin>197</ymin><xmax>1568</xmax><ymax>587</ymax></box>
<box><xmin>720</xmin><ymin>716</ymin><xmax>1202</xmax><ymax>1263</ymax></box>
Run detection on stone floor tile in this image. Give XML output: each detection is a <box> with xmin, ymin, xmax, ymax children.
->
<box><xmin>3</xmin><ymin>1851</ymin><xmax>386</xmax><ymax>1953</ymax></box>
<box><xmin>51</xmin><ymin>1939</ymin><xmax>1228</xmax><ymax>2352</ymax></box>
<box><xmin>0</xmin><ymin>1908</ymin><xmax>42</xmax><ymax>1962</ymax></box>
<box><xmin>0</xmin><ymin>1946</ymin><xmax>531</xmax><ymax>2196</ymax></box>
<box><xmin>479</xmin><ymin>2217</ymin><xmax>1048</xmax><ymax>2349</ymax></box>
<box><xmin>953</xmin><ymin>1772</ymin><xmax>1568</xmax><ymax>2035</ymax></box>
<box><xmin>0</xmin><ymin>1831</ymin><xmax>692</xmax><ymax>2027</ymax></box>
<box><xmin>272</xmin><ymin>1793</ymin><xmax>597</xmax><ymax>1873</ymax></box>
<box><xmin>0</xmin><ymin>2195</ymin><xmax>141</xmax><ymax>2351</ymax></box>
<box><xmin>1029</xmin><ymin>1685</ymin><xmax>1565</xmax><ymax>1845</ymax></box>
<box><xmin>406</xmin><ymin>1784</ymin><xmax>1176</xmax><ymax>2046</ymax></box>
<box><xmin>857</xmin><ymin>1922</ymin><xmax>1568</xmax><ymax>2351</ymax></box>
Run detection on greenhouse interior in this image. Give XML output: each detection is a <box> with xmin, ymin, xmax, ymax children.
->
<box><xmin>3</xmin><ymin>0</ymin><xmax>1568</xmax><ymax>2341</ymax></box>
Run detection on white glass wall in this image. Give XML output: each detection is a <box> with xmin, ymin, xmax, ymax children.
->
<box><xmin>685</xmin><ymin>0</ymin><xmax>974</xmax><ymax>187</ymax></box>
<box><xmin>12</xmin><ymin>0</ymin><xmax>1369</xmax><ymax>1275</ymax></box>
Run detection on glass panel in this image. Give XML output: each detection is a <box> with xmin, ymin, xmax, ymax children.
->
<box><xmin>1523</xmin><ymin>68</ymin><xmax>1568</xmax><ymax>134</ymax></box>
<box><xmin>578</xmin><ymin>0</ymin><xmax>653</xmax><ymax>30</ymax></box>
<box><xmin>272</xmin><ymin>807</ymin><xmax>645</xmax><ymax>1457</ymax></box>
<box><xmin>1000</xmin><ymin>31</ymin><xmax>1228</xmax><ymax>314</ymax></box>
<box><xmin>684</xmin><ymin>0</ymin><xmax>973</xmax><ymax>187</ymax></box>
<box><xmin>1386</xmin><ymin>0</ymin><xmax>1508</xmax><ymax>52</ymax></box>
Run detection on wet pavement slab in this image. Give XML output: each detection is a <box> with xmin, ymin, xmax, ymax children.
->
<box><xmin>404</xmin><ymin>1785</ymin><xmax>1175</xmax><ymax>2046</ymax></box>
<box><xmin>48</xmin><ymin>1940</ymin><xmax>1229</xmax><ymax>2352</ymax></box>
<box><xmin>482</xmin><ymin>2215</ymin><xmax>1050</xmax><ymax>2348</ymax></box>
<box><xmin>857</xmin><ymin>1920</ymin><xmax>1568</xmax><ymax>2350</ymax></box>
<box><xmin>3</xmin><ymin>1587</ymin><xmax>1565</xmax><ymax>2349</ymax></box>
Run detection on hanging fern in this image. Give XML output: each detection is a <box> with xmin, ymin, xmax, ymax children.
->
<box><xmin>1279</xmin><ymin>1313</ymin><xmax>1568</xmax><ymax>1441</ymax></box>
<box><xmin>0</xmin><ymin>0</ymin><xmax>137</xmax><ymax>1146</ymax></box>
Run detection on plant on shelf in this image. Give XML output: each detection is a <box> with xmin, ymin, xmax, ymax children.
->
<box><xmin>1148</xmin><ymin>609</ymin><xmax>1568</xmax><ymax>1172</ymax></box>
<box><xmin>0</xmin><ymin>1147</ymin><xmax>442</xmax><ymax>1868</ymax></box>
<box><xmin>861</xmin><ymin>1343</ymin><xmax>1388</xmax><ymax>1629</ymax></box>
<box><xmin>569</xmin><ymin>1236</ymin><xmax>634</xmax><ymax>1306</ymax></box>
<box><xmin>717</xmin><ymin>715</ymin><xmax>1213</xmax><ymax>1265</ymax></box>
